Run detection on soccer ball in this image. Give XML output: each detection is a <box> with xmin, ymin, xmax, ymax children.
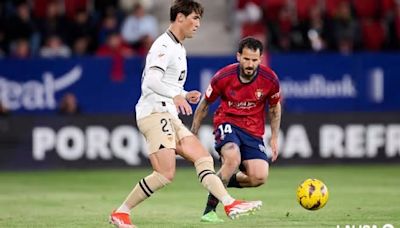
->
<box><xmin>296</xmin><ymin>178</ymin><xmax>329</xmax><ymax>210</ymax></box>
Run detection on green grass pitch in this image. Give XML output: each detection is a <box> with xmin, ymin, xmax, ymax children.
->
<box><xmin>0</xmin><ymin>164</ymin><xmax>399</xmax><ymax>227</ymax></box>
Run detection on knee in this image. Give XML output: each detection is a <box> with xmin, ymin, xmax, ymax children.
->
<box><xmin>158</xmin><ymin>169</ymin><xmax>175</xmax><ymax>182</ymax></box>
<box><xmin>219</xmin><ymin>159</ymin><xmax>240</xmax><ymax>182</ymax></box>
<box><xmin>221</xmin><ymin>143</ymin><xmax>241</xmax><ymax>170</ymax></box>
<box><xmin>249</xmin><ymin>174</ymin><xmax>268</xmax><ymax>187</ymax></box>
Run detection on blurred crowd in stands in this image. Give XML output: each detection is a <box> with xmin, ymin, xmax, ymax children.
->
<box><xmin>235</xmin><ymin>0</ymin><xmax>400</xmax><ymax>54</ymax></box>
<box><xmin>0</xmin><ymin>0</ymin><xmax>158</xmax><ymax>59</ymax></box>
<box><xmin>0</xmin><ymin>0</ymin><xmax>399</xmax><ymax>59</ymax></box>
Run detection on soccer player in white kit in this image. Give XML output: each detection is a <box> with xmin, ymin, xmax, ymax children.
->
<box><xmin>109</xmin><ymin>1</ymin><xmax>261</xmax><ymax>227</ymax></box>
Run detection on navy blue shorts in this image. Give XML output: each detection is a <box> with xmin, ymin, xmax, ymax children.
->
<box><xmin>214</xmin><ymin>123</ymin><xmax>271</xmax><ymax>167</ymax></box>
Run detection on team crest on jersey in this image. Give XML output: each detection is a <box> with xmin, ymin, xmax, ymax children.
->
<box><xmin>255</xmin><ymin>89</ymin><xmax>264</xmax><ymax>100</ymax></box>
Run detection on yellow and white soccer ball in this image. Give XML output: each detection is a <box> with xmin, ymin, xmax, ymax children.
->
<box><xmin>296</xmin><ymin>178</ymin><xmax>329</xmax><ymax>210</ymax></box>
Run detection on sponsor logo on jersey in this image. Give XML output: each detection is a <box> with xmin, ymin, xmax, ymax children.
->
<box><xmin>228</xmin><ymin>101</ymin><xmax>256</xmax><ymax>109</ymax></box>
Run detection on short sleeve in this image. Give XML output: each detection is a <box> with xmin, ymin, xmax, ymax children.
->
<box><xmin>204</xmin><ymin>77</ymin><xmax>220</xmax><ymax>103</ymax></box>
<box><xmin>147</xmin><ymin>43</ymin><xmax>171</xmax><ymax>72</ymax></box>
<box><xmin>268</xmin><ymin>75</ymin><xmax>281</xmax><ymax>106</ymax></box>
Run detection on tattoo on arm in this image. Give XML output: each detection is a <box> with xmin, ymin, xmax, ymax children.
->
<box><xmin>269</xmin><ymin>102</ymin><xmax>281</xmax><ymax>139</ymax></box>
<box><xmin>191</xmin><ymin>98</ymin><xmax>210</xmax><ymax>134</ymax></box>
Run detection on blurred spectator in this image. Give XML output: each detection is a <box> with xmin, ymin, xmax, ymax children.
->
<box><xmin>268</xmin><ymin>5</ymin><xmax>295</xmax><ymax>51</ymax></box>
<box><xmin>64</xmin><ymin>0</ymin><xmax>89</xmax><ymax>19</ymax></box>
<box><xmin>96</xmin><ymin>32</ymin><xmax>134</xmax><ymax>82</ymax></box>
<box><xmin>361</xmin><ymin>18</ymin><xmax>386</xmax><ymax>51</ymax></box>
<box><xmin>236</xmin><ymin>0</ymin><xmax>265</xmax><ymax>39</ymax></box>
<box><xmin>0</xmin><ymin>100</ymin><xmax>10</xmax><ymax>117</ymax></box>
<box><xmin>67</xmin><ymin>8</ymin><xmax>96</xmax><ymax>53</ymax></box>
<box><xmin>98</xmin><ymin>10</ymin><xmax>120</xmax><ymax>45</ymax></box>
<box><xmin>300</xmin><ymin>4</ymin><xmax>330</xmax><ymax>52</ymax></box>
<box><xmin>381</xmin><ymin>0</ymin><xmax>396</xmax><ymax>20</ymax></box>
<box><xmin>6</xmin><ymin>1</ymin><xmax>38</xmax><ymax>54</ymax></box>
<box><xmin>352</xmin><ymin>0</ymin><xmax>379</xmax><ymax>19</ymax></box>
<box><xmin>39</xmin><ymin>34</ymin><xmax>71</xmax><ymax>58</ymax></box>
<box><xmin>296</xmin><ymin>0</ymin><xmax>319</xmax><ymax>22</ymax></box>
<box><xmin>277</xmin><ymin>6</ymin><xmax>295</xmax><ymax>51</ymax></box>
<box><xmin>10</xmin><ymin>38</ymin><xmax>31</xmax><ymax>59</ymax></box>
<box><xmin>6</xmin><ymin>1</ymin><xmax>35</xmax><ymax>41</ymax></box>
<box><xmin>387</xmin><ymin>3</ymin><xmax>400</xmax><ymax>49</ymax></box>
<box><xmin>120</xmin><ymin>3</ymin><xmax>158</xmax><ymax>55</ymax></box>
<box><xmin>96</xmin><ymin>33</ymin><xmax>133</xmax><ymax>57</ymax></box>
<box><xmin>0</xmin><ymin>3</ymin><xmax>5</xmax><ymax>57</ymax></box>
<box><xmin>331</xmin><ymin>1</ymin><xmax>360</xmax><ymax>54</ymax></box>
<box><xmin>58</xmin><ymin>93</ymin><xmax>80</xmax><ymax>115</ymax></box>
<box><xmin>32</xmin><ymin>0</ymin><xmax>49</xmax><ymax>18</ymax></box>
<box><xmin>38</xmin><ymin>0</ymin><xmax>67</xmax><ymax>42</ymax></box>
<box><xmin>119</xmin><ymin>0</ymin><xmax>155</xmax><ymax>14</ymax></box>
<box><xmin>93</xmin><ymin>0</ymin><xmax>118</xmax><ymax>18</ymax></box>
<box><xmin>120</xmin><ymin>0</ymin><xmax>138</xmax><ymax>13</ymax></box>
<box><xmin>72</xmin><ymin>36</ymin><xmax>90</xmax><ymax>56</ymax></box>
<box><xmin>263</xmin><ymin>0</ymin><xmax>288</xmax><ymax>22</ymax></box>
<box><xmin>0</xmin><ymin>0</ymin><xmax>398</xmax><ymax>56</ymax></box>
<box><xmin>324</xmin><ymin>0</ymin><xmax>350</xmax><ymax>19</ymax></box>
<box><xmin>32</xmin><ymin>0</ymin><xmax>87</xmax><ymax>19</ymax></box>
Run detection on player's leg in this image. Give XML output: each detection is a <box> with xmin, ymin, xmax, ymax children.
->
<box><xmin>176</xmin><ymin>135</ymin><xmax>234</xmax><ymax>205</ymax></box>
<box><xmin>202</xmin><ymin>142</ymin><xmax>241</xmax><ymax>217</ymax></box>
<box><xmin>203</xmin><ymin>127</ymin><xmax>268</xmax><ymax>218</ymax></box>
<box><xmin>177</xmin><ymin>135</ymin><xmax>259</xmax><ymax>219</ymax></box>
<box><xmin>174</xmin><ymin>121</ymin><xmax>260</xmax><ymax>219</ymax></box>
<box><xmin>115</xmin><ymin>149</ymin><xmax>175</xmax><ymax>212</ymax></box>
<box><xmin>227</xmin><ymin>131</ymin><xmax>271</xmax><ymax>188</ymax></box>
<box><xmin>110</xmin><ymin>113</ymin><xmax>175</xmax><ymax>227</ymax></box>
<box><xmin>231</xmin><ymin>159</ymin><xmax>269</xmax><ymax>187</ymax></box>
<box><xmin>219</xmin><ymin>143</ymin><xmax>242</xmax><ymax>184</ymax></box>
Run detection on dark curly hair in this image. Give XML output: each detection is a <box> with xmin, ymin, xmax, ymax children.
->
<box><xmin>238</xmin><ymin>37</ymin><xmax>264</xmax><ymax>54</ymax></box>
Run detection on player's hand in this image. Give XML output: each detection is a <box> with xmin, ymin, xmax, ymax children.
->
<box><xmin>186</xmin><ymin>90</ymin><xmax>201</xmax><ymax>104</ymax></box>
<box><xmin>269</xmin><ymin>137</ymin><xmax>279</xmax><ymax>162</ymax></box>
<box><xmin>173</xmin><ymin>95</ymin><xmax>192</xmax><ymax>115</ymax></box>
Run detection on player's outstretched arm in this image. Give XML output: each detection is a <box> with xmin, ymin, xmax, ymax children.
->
<box><xmin>191</xmin><ymin>97</ymin><xmax>210</xmax><ymax>135</ymax></box>
<box><xmin>268</xmin><ymin>102</ymin><xmax>281</xmax><ymax>162</ymax></box>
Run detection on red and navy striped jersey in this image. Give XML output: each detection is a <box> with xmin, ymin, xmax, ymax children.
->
<box><xmin>205</xmin><ymin>63</ymin><xmax>280</xmax><ymax>138</ymax></box>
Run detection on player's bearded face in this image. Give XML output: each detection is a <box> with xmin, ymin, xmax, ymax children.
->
<box><xmin>237</xmin><ymin>48</ymin><xmax>262</xmax><ymax>78</ymax></box>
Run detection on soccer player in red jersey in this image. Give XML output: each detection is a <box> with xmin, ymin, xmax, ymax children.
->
<box><xmin>191</xmin><ymin>37</ymin><xmax>282</xmax><ymax>222</ymax></box>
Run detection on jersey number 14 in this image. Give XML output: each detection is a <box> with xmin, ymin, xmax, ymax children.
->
<box><xmin>218</xmin><ymin>124</ymin><xmax>233</xmax><ymax>137</ymax></box>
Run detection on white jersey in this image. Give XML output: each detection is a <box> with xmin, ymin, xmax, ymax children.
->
<box><xmin>135</xmin><ymin>30</ymin><xmax>188</xmax><ymax>120</ymax></box>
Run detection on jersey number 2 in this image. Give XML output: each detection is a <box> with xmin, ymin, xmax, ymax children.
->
<box><xmin>160</xmin><ymin>118</ymin><xmax>173</xmax><ymax>133</ymax></box>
